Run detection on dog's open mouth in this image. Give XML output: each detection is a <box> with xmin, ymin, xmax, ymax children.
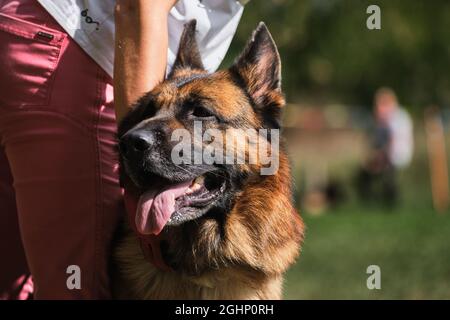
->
<box><xmin>135</xmin><ymin>172</ymin><xmax>226</xmax><ymax>235</ymax></box>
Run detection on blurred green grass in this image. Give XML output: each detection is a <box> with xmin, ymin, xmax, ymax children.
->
<box><xmin>284</xmin><ymin>206</ymin><xmax>450</xmax><ymax>299</ymax></box>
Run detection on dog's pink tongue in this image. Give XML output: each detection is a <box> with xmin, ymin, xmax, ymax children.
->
<box><xmin>136</xmin><ymin>180</ymin><xmax>192</xmax><ymax>235</ymax></box>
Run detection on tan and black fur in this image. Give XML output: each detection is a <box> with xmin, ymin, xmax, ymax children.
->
<box><xmin>113</xmin><ymin>21</ymin><xmax>304</xmax><ymax>299</ymax></box>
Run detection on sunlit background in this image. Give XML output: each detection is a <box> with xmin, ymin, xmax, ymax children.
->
<box><xmin>224</xmin><ymin>0</ymin><xmax>450</xmax><ymax>299</ymax></box>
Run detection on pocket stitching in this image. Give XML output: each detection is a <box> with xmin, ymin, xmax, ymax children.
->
<box><xmin>41</xmin><ymin>42</ymin><xmax>66</xmax><ymax>108</ymax></box>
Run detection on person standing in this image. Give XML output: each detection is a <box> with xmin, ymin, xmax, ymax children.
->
<box><xmin>356</xmin><ymin>87</ymin><xmax>413</xmax><ymax>207</ymax></box>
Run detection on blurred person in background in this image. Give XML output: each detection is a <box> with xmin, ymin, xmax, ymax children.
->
<box><xmin>356</xmin><ymin>88</ymin><xmax>413</xmax><ymax>207</ymax></box>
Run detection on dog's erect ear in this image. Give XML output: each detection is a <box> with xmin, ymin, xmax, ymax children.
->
<box><xmin>169</xmin><ymin>20</ymin><xmax>204</xmax><ymax>76</ymax></box>
<box><xmin>230</xmin><ymin>22</ymin><xmax>284</xmax><ymax>127</ymax></box>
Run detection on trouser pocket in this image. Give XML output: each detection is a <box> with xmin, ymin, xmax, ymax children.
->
<box><xmin>0</xmin><ymin>13</ymin><xmax>66</xmax><ymax>108</ymax></box>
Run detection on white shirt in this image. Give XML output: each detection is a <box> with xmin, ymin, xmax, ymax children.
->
<box><xmin>387</xmin><ymin>107</ymin><xmax>414</xmax><ymax>168</ymax></box>
<box><xmin>37</xmin><ymin>0</ymin><xmax>244</xmax><ymax>78</ymax></box>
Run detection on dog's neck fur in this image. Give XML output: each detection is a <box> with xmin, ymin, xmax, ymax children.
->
<box><xmin>113</xmin><ymin>229</ymin><xmax>283</xmax><ymax>299</ymax></box>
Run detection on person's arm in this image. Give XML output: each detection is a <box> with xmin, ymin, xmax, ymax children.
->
<box><xmin>114</xmin><ymin>0</ymin><xmax>178</xmax><ymax>123</ymax></box>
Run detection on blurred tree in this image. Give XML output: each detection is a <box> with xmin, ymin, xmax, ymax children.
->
<box><xmin>223</xmin><ymin>0</ymin><xmax>450</xmax><ymax>112</ymax></box>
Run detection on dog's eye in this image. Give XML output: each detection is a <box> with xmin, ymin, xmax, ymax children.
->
<box><xmin>192</xmin><ymin>106</ymin><xmax>215</xmax><ymax>119</ymax></box>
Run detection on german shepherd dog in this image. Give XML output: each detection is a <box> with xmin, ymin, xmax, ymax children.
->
<box><xmin>113</xmin><ymin>21</ymin><xmax>304</xmax><ymax>299</ymax></box>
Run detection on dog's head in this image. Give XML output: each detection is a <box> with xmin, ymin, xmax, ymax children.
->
<box><xmin>118</xmin><ymin>21</ymin><xmax>302</xmax><ymax>275</ymax></box>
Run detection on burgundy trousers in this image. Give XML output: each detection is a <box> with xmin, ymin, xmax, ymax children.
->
<box><xmin>0</xmin><ymin>0</ymin><xmax>123</xmax><ymax>299</ymax></box>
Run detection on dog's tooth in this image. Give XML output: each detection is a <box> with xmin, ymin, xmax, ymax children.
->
<box><xmin>186</xmin><ymin>182</ymin><xmax>202</xmax><ymax>194</ymax></box>
<box><xmin>194</xmin><ymin>176</ymin><xmax>205</xmax><ymax>185</ymax></box>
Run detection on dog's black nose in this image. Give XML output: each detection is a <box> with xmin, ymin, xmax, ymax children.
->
<box><xmin>120</xmin><ymin>130</ymin><xmax>154</xmax><ymax>159</ymax></box>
